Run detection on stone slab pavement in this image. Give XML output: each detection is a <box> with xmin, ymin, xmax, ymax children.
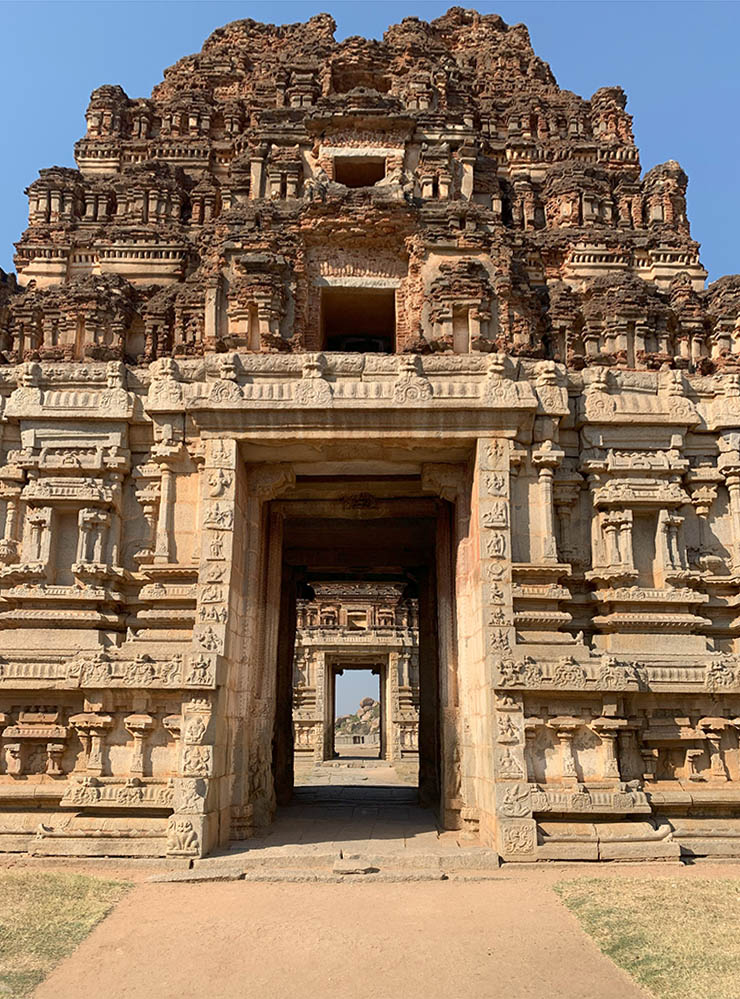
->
<box><xmin>33</xmin><ymin>876</ymin><xmax>651</xmax><ymax>999</ymax></box>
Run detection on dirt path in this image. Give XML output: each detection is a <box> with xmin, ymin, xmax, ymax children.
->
<box><xmin>34</xmin><ymin>877</ymin><xmax>649</xmax><ymax>999</ymax></box>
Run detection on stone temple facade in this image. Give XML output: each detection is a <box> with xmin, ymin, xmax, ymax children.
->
<box><xmin>1</xmin><ymin>8</ymin><xmax>740</xmax><ymax>861</ymax></box>
<box><xmin>293</xmin><ymin>581</ymin><xmax>420</xmax><ymax>762</ymax></box>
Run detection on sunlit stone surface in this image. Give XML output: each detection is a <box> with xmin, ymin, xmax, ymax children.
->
<box><xmin>0</xmin><ymin>9</ymin><xmax>739</xmax><ymax>862</ymax></box>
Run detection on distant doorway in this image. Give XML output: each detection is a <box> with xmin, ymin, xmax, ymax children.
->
<box><xmin>333</xmin><ymin>668</ymin><xmax>380</xmax><ymax>760</ymax></box>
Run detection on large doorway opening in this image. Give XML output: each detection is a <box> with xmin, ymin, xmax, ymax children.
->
<box><xmin>271</xmin><ymin>499</ymin><xmax>446</xmax><ymax>818</ymax></box>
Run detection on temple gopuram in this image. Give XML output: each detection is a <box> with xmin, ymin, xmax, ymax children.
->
<box><xmin>1</xmin><ymin>8</ymin><xmax>740</xmax><ymax>862</ymax></box>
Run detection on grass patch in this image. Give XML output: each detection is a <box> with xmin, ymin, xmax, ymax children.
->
<box><xmin>0</xmin><ymin>871</ymin><xmax>130</xmax><ymax>998</ymax></box>
<box><xmin>554</xmin><ymin>877</ymin><xmax>740</xmax><ymax>999</ymax></box>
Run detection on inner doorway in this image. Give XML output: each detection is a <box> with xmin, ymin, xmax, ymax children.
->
<box><xmin>271</xmin><ymin>498</ymin><xmax>446</xmax><ymax>819</ymax></box>
<box><xmin>334</xmin><ymin>667</ymin><xmax>381</xmax><ymax>760</ymax></box>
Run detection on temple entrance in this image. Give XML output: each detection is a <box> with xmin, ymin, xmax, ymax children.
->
<box><xmin>270</xmin><ymin>496</ymin><xmax>446</xmax><ymax>820</ymax></box>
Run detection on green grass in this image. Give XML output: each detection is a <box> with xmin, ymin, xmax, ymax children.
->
<box><xmin>0</xmin><ymin>871</ymin><xmax>130</xmax><ymax>997</ymax></box>
<box><xmin>554</xmin><ymin>877</ymin><xmax>740</xmax><ymax>999</ymax></box>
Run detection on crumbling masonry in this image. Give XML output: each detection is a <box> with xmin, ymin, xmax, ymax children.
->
<box><xmin>1</xmin><ymin>9</ymin><xmax>740</xmax><ymax>861</ymax></box>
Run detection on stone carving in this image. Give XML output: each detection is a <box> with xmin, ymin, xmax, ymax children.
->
<box><xmin>705</xmin><ymin>658</ymin><xmax>740</xmax><ymax>692</ymax></box>
<box><xmin>183</xmin><ymin>745</ymin><xmax>212</xmax><ymax>777</ymax></box>
<box><xmin>501</xmin><ymin>822</ymin><xmax>536</xmax><ymax>856</ymax></box>
<box><xmin>166</xmin><ymin>817</ymin><xmax>200</xmax><ymax>856</ymax></box>
<box><xmin>184</xmin><ymin>715</ymin><xmax>207</xmax><ymax>744</ymax></box>
<box><xmin>500</xmin><ymin>784</ymin><xmax>531</xmax><ymax>818</ymax></box>
<box><xmin>187</xmin><ymin>655</ymin><xmax>216</xmax><ymax>687</ymax></box>
<box><xmin>208</xmin><ymin>469</ymin><xmax>232</xmax><ymax>497</ymax></box>
<box><xmin>498</xmin><ymin>656</ymin><xmax>542</xmax><ymax>687</ymax></box>
<box><xmin>551</xmin><ymin>657</ymin><xmax>588</xmax><ymax>689</ymax></box>
<box><xmin>393</xmin><ymin>357</ymin><xmax>433</xmax><ymax>403</ymax></box>
<box><xmin>293</xmin><ymin>357</ymin><xmax>333</xmax><ymax>407</ymax></box>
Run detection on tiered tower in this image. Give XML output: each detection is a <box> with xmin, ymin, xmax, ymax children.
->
<box><xmin>0</xmin><ymin>9</ymin><xmax>739</xmax><ymax>861</ymax></box>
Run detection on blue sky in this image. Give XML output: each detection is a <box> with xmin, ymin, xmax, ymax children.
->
<box><xmin>335</xmin><ymin>669</ymin><xmax>378</xmax><ymax>717</ymax></box>
<box><xmin>1</xmin><ymin>1</ymin><xmax>738</xmax><ymax>282</ymax></box>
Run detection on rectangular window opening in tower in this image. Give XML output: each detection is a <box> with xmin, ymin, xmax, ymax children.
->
<box><xmin>333</xmin><ymin>157</ymin><xmax>386</xmax><ymax>188</ymax></box>
<box><xmin>321</xmin><ymin>286</ymin><xmax>396</xmax><ymax>353</ymax></box>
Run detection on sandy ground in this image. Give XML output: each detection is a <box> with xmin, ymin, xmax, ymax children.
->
<box><xmin>32</xmin><ymin>874</ymin><xmax>655</xmax><ymax>999</ymax></box>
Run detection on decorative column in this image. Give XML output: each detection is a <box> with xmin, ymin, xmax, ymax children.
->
<box><xmin>591</xmin><ymin>717</ymin><xmax>626</xmax><ymax>780</ymax></box>
<box><xmin>314</xmin><ymin>652</ymin><xmax>329</xmax><ymax>764</ymax></box>
<box><xmin>133</xmin><ymin>476</ymin><xmax>159</xmax><ymax>564</ymax></box>
<box><xmin>124</xmin><ymin>713</ymin><xmax>155</xmax><ymax>777</ymax></box>
<box><xmin>76</xmin><ymin>508</ymin><xmax>110</xmax><ymax>565</ymax></box>
<box><xmin>70</xmin><ymin>711</ymin><xmax>113</xmax><ymax>775</ymax></box>
<box><xmin>599</xmin><ymin>509</ymin><xmax>634</xmax><ymax>575</ymax></box>
<box><xmin>551</xmin><ymin>719</ymin><xmax>579</xmax><ymax>784</ymax></box>
<box><xmin>688</xmin><ymin>479</ymin><xmax>721</xmax><ymax>570</ymax></box>
<box><xmin>717</xmin><ymin>436</ymin><xmax>740</xmax><ymax>572</ymax></box>
<box><xmin>152</xmin><ymin>442</ymin><xmax>183</xmax><ymax>563</ymax></box>
<box><xmin>532</xmin><ymin>442</ymin><xmax>564</xmax><ymax>563</ymax></box>
<box><xmin>190</xmin><ymin>443</ymin><xmax>206</xmax><ymax>562</ymax></box>
<box><xmin>0</xmin><ymin>470</ymin><xmax>23</xmax><ymax>564</ymax></box>
<box><xmin>698</xmin><ymin>718</ymin><xmax>729</xmax><ymax>781</ymax></box>
<box><xmin>473</xmin><ymin>437</ymin><xmax>533</xmax><ymax>857</ymax></box>
<box><xmin>553</xmin><ymin>480</ymin><xmax>582</xmax><ymax>565</ymax></box>
<box><xmin>22</xmin><ymin>506</ymin><xmax>53</xmax><ymax>568</ymax></box>
<box><xmin>46</xmin><ymin>743</ymin><xmax>65</xmax><ymax>776</ymax></box>
<box><xmin>250</xmin><ymin>146</ymin><xmax>266</xmax><ymax>199</ymax></box>
<box><xmin>458</xmin><ymin>146</ymin><xmax>476</xmax><ymax>200</ymax></box>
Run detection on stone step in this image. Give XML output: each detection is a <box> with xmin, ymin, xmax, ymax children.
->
<box><xmin>241</xmin><ymin>869</ymin><xmax>449</xmax><ymax>883</ymax></box>
<box><xmin>152</xmin><ymin>845</ymin><xmax>501</xmax><ymax>883</ymax></box>
<box><xmin>150</xmin><ymin>866</ymin><xmax>499</xmax><ymax>884</ymax></box>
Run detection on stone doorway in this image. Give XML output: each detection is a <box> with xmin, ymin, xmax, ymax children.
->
<box><xmin>331</xmin><ymin>664</ymin><xmax>383</xmax><ymax>760</ymax></box>
<box><xmin>225</xmin><ymin>451</ymin><xmax>472</xmax><ymax>852</ymax></box>
<box><xmin>272</xmin><ymin>507</ymin><xmax>443</xmax><ymax>817</ymax></box>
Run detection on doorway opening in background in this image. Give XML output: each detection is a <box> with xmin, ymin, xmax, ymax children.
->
<box><xmin>333</xmin><ymin>667</ymin><xmax>381</xmax><ymax>760</ymax></box>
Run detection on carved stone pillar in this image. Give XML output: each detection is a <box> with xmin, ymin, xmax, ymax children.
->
<box><xmin>719</xmin><ymin>454</ymin><xmax>740</xmax><ymax>571</ymax></box>
<box><xmin>124</xmin><ymin>713</ymin><xmax>155</xmax><ymax>777</ymax></box>
<box><xmin>46</xmin><ymin>743</ymin><xmax>65</xmax><ymax>776</ymax></box>
<box><xmin>591</xmin><ymin>717</ymin><xmax>626</xmax><ymax>780</ymax></box>
<box><xmin>22</xmin><ymin>506</ymin><xmax>52</xmax><ymax>567</ymax></box>
<box><xmin>152</xmin><ymin>443</ymin><xmax>183</xmax><ymax>563</ymax></box>
<box><xmin>685</xmin><ymin>747</ymin><xmax>705</xmax><ymax>781</ymax></box>
<box><xmin>657</xmin><ymin>508</ymin><xmax>684</xmax><ymax>576</ymax></box>
<box><xmin>600</xmin><ymin>509</ymin><xmax>634</xmax><ymax>575</ymax></box>
<box><xmin>532</xmin><ymin>442</ymin><xmax>564</xmax><ymax>563</ymax></box>
<box><xmin>698</xmin><ymin>718</ymin><xmax>729</xmax><ymax>782</ymax></box>
<box><xmin>76</xmin><ymin>508</ymin><xmax>110</xmax><ymax>565</ymax></box>
<box><xmin>5</xmin><ymin>743</ymin><xmax>22</xmax><ymax>776</ymax></box>
<box><xmin>553</xmin><ymin>480</ymin><xmax>581</xmax><ymax>565</ymax></box>
<box><xmin>250</xmin><ymin>150</ymin><xmax>266</xmax><ymax>200</ymax></box>
<box><xmin>458</xmin><ymin>148</ymin><xmax>476</xmax><ymax>200</ymax></box>
<box><xmin>134</xmin><ymin>484</ymin><xmax>159</xmax><ymax>564</ymax></box>
<box><xmin>551</xmin><ymin>720</ymin><xmax>579</xmax><ymax>783</ymax></box>
<box><xmin>0</xmin><ymin>481</ymin><xmax>22</xmax><ymax>564</ymax></box>
<box><xmin>70</xmin><ymin>712</ymin><xmax>113</xmax><ymax>775</ymax></box>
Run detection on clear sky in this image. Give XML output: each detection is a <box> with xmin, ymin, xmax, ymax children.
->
<box><xmin>1</xmin><ymin>1</ymin><xmax>738</xmax><ymax>283</ymax></box>
<box><xmin>335</xmin><ymin>669</ymin><xmax>378</xmax><ymax>717</ymax></box>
